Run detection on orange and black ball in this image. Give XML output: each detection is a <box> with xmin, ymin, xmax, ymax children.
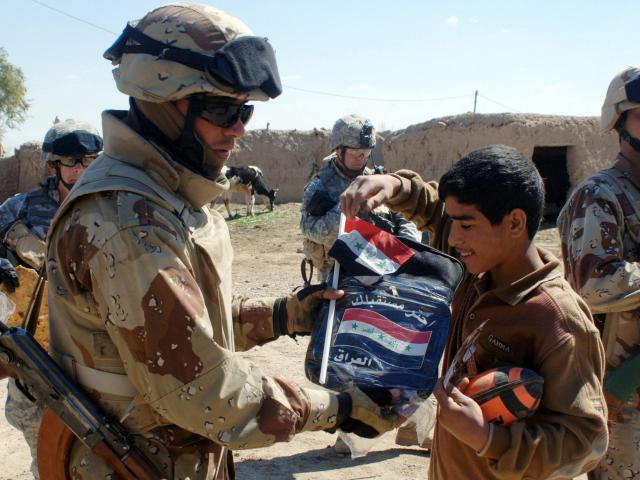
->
<box><xmin>463</xmin><ymin>366</ymin><xmax>544</xmax><ymax>426</ymax></box>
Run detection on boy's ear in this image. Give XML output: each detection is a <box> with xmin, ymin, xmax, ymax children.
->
<box><xmin>507</xmin><ymin>208</ymin><xmax>528</xmax><ymax>238</ymax></box>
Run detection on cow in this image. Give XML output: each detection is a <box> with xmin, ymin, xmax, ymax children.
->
<box><xmin>218</xmin><ymin>165</ymin><xmax>278</xmax><ymax>218</ymax></box>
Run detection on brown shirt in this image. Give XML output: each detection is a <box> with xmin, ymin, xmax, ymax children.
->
<box><xmin>390</xmin><ymin>170</ymin><xmax>608</xmax><ymax>480</ymax></box>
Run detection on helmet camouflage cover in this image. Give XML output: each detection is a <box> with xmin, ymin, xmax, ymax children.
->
<box><xmin>40</xmin><ymin>119</ymin><xmax>103</xmax><ymax>163</ymax></box>
<box><xmin>601</xmin><ymin>65</ymin><xmax>640</xmax><ymax>132</ymax></box>
<box><xmin>330</xmin><ymin>114</ymin><xmax>376</xmax><ymax>151</ymax></box>
<box><xmin>104</xmin><ymin>3</ymin><xmax>282</xmax><ymax>103</ymax></box>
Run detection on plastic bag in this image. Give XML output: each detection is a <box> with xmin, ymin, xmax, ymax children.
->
<box><xmin>0</xmin><ymin>291</ymin><xmax>16</xmax><ymax>325</ymax></box>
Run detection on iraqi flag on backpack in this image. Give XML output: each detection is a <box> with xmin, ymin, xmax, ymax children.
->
<box><xmin>328</xmin><ymin>217</ymin><xmax>415</xmax><ymax>277</ymax></box>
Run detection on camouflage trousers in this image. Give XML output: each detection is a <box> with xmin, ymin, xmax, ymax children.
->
<box><xmin>589</xmin><ymin>393</ymin><xmax>640</xmax><ymax>480</ymax></box>
<box><xmin>5</xmin><ymin>378</ymin><xmax>44</xmax><ymax>479</ymax></box>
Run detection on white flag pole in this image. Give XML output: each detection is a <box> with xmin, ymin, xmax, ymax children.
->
<box><xmin>319</xmin><ymin>212</ymin><xmax>346</xmax><ymax>384</ymax></box>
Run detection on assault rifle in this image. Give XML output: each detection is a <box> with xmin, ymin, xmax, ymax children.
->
<box><xmin>0</xmin><ymin>322</ymin><xmax>161</xmax><ymax>479</ymax></box>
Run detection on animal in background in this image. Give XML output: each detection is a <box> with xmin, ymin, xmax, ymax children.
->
<box><xmin>219</xmin><ymin>165</ymin><xmax>278</xmax><ymax>218</ymax></box>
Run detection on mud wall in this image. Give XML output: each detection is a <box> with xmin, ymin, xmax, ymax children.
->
<box><xmin>0</xmin><ymin>143</ymin><xmax>45</xmax><ymax>203</ymax></box>
<box><xmin>0</xmin><ymin>114</ymin><xmax>620</xmax><ymax>205</ymax></box>
<box><xmin>382</xmin><ymin>113</ymin><xmax>619</xmax><ymax>191</ymax></box>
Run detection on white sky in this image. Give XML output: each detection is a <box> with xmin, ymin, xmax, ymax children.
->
<box><xmin>1</xmin><ymin>0</ymin><xmax>638</xmax><ymax>152</ymax></box>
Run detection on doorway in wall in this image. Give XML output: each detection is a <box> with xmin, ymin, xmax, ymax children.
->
<box><xmin>532</xmin><ymin>146</ymin><xmax>570</xmax><ymax>220</ymax></box>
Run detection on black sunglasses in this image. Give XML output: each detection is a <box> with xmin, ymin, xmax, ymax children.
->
<box><xmin>198</xmin><ymin>101</ymin><xmax>254</xmax><ymax>129</ymax></box>
<box><xmin>57</xmin><ymin>154</ymin><xmax>98</xmax><ymax>168</ymax></box>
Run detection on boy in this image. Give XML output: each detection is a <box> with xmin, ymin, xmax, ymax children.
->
<box><xmin>341</xmin><ymin>144</ymin><xmax>608</xmax><ymax>479</ymax></box>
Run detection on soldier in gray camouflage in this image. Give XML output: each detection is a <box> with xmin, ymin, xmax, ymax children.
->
<box><xmin>43</xmin><ymin>4</ymin><xmax>402</xmax><ymax>479</ymax></box>
<box><xmin>301</xmin><ymin>114</ymin><xmax>421</xmax><ymax>281</ymax></box>
<box><xmin>557</xmin><ymin>65</ymin><xmax>640</xmax><ymax>480</ymax></box>
<box><xmin>0</xmin><ymin>119</ymin><xmax>102</xmax><ymax>479</ymax></box>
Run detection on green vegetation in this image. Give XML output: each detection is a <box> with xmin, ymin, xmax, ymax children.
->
<box><xmin>225</xmin><ymin>206</ymin><xmax>294</xmax><ymax>231</ymax></box>
<box><xmin>0</xmin><ymin>47</ymin><xmax>29</xmax><ymax>140</ymax></box>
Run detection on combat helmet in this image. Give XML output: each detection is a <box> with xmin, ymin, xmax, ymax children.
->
<box><xmin>41</xmin><ymin>119</ymin><xmax>103</xmax><ymax>164</ymax></box>
<box><xmin>329</xmin><ymin>114</ymin><xmax>376</xmax><ymax>151</ymax></box>
<box><xmin>601</xmin><ymin>65</ymin><xmax>640</xmax><ymax>132</ymax></box>
<box><xmin>102</xmin><ymin>3</ymin><xmax>281</xmax><ymax>178</ymax></box>
<box><xmin>103</xmin><ymin>3</ymin><xmax>281</xmax><ymax>103</ymax></box>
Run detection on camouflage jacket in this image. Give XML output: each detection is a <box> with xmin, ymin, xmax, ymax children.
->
<box><xmin>46</xmin><ymin>110</ymin><xmax>341</xmax><ymax>480</ymax></box>
<box><xmin>300</xmin><ymin>155</ymin><xmax>421</xmax><ymax>249</ymax></box>
<box><xmin>0</xmin><ymin>176</ymin><xmax>59</xmax><ymax>269</ymax></box>
<box><xmin>557</xmin><ymin>153</ymin><xmax>640</xmax><ymax>373</ymax></box>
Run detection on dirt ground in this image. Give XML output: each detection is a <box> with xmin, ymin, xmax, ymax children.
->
<box><xmin>0</xmin><ymin>202</ymin><xmax>569</xmax><ymax>480</ymax></box>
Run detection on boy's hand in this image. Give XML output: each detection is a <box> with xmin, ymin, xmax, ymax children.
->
<box><xmin>434</xmin><ymin>377</ymin><xmax>490</xmax><ymax>451</ymax></box>
<box><xmin>340</xmin><ymin>174</ymin><xmax>401</xmax><ymax>218</ymax></box>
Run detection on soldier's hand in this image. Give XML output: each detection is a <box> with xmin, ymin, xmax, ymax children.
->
<box><xmin>337</xmin><ymin>386</ymin><xmax>404</xmax><ymax>438</ymax></box>
<box><xmin>273</xmin><ymin>283</ymin><xmax>344</xmax><ymax>336</ymax></box>
<box><xmin>341</xmin><ymin>174</ymin><xmax>402</xmax><ymax>219</ymax></box>
<box><xmin>0</xmin><ymin>258</ymin><xmax>19</xmax><ymax>292</ymax></box>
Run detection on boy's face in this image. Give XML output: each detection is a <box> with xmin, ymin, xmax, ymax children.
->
<box><xmin>444</xmin><ymin>196</ymin><xmax>512</xmax><ymax>275</ymax></box>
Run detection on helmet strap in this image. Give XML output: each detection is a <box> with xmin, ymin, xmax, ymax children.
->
<box><xmin>128</xmin><ymin>98</ymin><xmax>209</xmax><ymax>177</ymax></box>
<box><xmin>53</xmin><ymin>163</ymin><xmax>75</xmax><ymax>192</ymax></box>
<box><xmin>335</xmin><ymin>148</ymin><xmax>365</xmax><ymax>179</ymax></box>
<box><xmin>620</xmin><ymin>127</ymin><xmax>640</xmax><ymax>154</ymax></box>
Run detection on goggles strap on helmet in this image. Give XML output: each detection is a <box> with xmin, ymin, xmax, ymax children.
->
<box><xmin>104</xmin><ymin>24</ymin><xmax>282</xmax><ymax>98</ymax></box>
<box><xmin>620</xmin><ymin>127</ymin><xmax>640</xmax><ymax>153</ymax></box>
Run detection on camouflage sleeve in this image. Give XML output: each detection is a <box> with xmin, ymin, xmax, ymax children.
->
<box><xmin>231</xmin><ymin>295</ymin><xmax>278</xmax><ymax>351</ymax></box>
<box><xmin>300</xmin><ymin>177</ymin><xmax>340</xmax><ymax>248</ymax></box>
<box><xmin>558</xmin><ymin>180</ymin><xmax>640</xmax><ymax>314</ymax></box>
<box><xmin>0</xmin><ymin>194</ymin><xmax>26</xmax><ymax>239</ymax></box>
<box><xmin>81</xmin><ymin>222</ymin><xmax>340</xmax><ymax>449</ymax></box>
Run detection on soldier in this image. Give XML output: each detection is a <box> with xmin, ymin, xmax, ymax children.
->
<box><xmin>0</xmin><ymin>119</ymin><xmax>103</xmax><ymax>478</ymax></box>
<box><xmin>42</xmin><ymin>4</ymin><xmax>402</xmax><ymax>479</ymax></box>
<box><xmin>557</xmin><ymin>65</ymin><xmax>640</xmax><ymax>480</ymax></box>
<box><xmin>301</xmin><ymin>115</ymin><xmax>426</xmax><ymax>452</ymax></box>
<box><xmin>301</xmin><ymin>114</ymin><xmax>421</xmax><ymax>281</ymax></box>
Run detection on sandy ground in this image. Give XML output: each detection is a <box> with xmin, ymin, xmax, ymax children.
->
<box><xmin>0</xmin><ymin>203</ymin><xmax>583</xmax><ymax>479</ymax></box>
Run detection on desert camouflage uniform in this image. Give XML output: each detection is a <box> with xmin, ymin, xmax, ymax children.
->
<box><xmin>45</xmin><ymin>111</ymin><xmax>342</xmax><ymax>480</ymax></box>
<box><xmin>558</xmin><ymin>153</ymin><xmax>640</xmax><ymax>480</ymax></box>
<box><xmin>301</xmin><ymin>154</ymin><xmax>421</xmax><ymax>280</ymax></box>
<box><xmin>1</xmin><ymin>177</ymin><xmax>59</xmax><ymax>479</ymax></box>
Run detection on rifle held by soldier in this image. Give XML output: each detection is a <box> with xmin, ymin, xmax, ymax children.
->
<box><xmin>0</xmin><ymin>322</ymin><xmax>161</xmax><ymax>480</ymax></box>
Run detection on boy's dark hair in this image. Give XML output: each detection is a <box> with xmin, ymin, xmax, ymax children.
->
<box><xmin>438</xmin><ymin>145</ymin><xmax>545</xmax><ymax>239</ymax></box>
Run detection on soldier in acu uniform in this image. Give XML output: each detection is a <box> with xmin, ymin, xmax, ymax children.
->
<box><xmin>44</xmin><ymin>4</ymin><xmax>402</xmax><ymax>479</ymax></box>
<box><xmin>0</xmin><ymin>119</ymin><xmax>102</xmax><ymax>478</ymax></box>
<box><xmin>558</xmin><ymin>65</ymin><xmax>640</xmax><ymax>480</ymax></box>
<box><xmin>301</xmin><ymin>114</ymin><xmax>420</xmax><ymax>281</ymax></box>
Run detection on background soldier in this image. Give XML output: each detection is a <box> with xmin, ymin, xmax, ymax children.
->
<box><xmin>301</xmin><ymin>114</ymin><xmax>421</xmax><ymax>281</ymax></box>
<box><xmin>0</xmin><ymin>118</ymin><xmax>102</xmax><ymax>478</ymax></box>
<box><xmin>44</xmin><ymin>4</ymin><xmax>401</xmax><ymax>479</ymax></box>
<box><xmin>558</xmin><ymin>65</ymin><xmax>640</xmax><ymax>480</ymax></box>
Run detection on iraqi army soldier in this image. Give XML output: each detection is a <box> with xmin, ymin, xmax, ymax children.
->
<box><xmin>0</xmin><ymin>119</ymin><xmax>102</xmax><ymax>478</ymax></box>
<box><xmin>301</xmin><ymin>115</ymin><xmax>420</xmax><ymax>281</ymax></box>
<box><xmin>43</xmin><ymin>4</ymin><xmax>402</xmax><ymax>479</ymax></box>
<box><xmin>558</xmin><ymin>66</ymin><xmax>640</xmax><ymax>480</ymax></box>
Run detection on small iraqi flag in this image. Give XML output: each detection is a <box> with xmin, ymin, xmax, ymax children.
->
<box><xmin>328</xmin><ymin>217</ymin><xmax>415</xmax><ymax>276</ymax></box>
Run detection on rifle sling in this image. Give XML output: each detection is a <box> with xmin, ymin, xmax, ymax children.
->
<box><xmin>22</xmin><ymin>264</ymin><xmax>46</xmax><ymax>336</ymax></box>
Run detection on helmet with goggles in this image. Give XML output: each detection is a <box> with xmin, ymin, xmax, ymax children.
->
<box><xmin>329</xmin><ymin>114</ymin><xmax>376</xmax><ymax>151</ymax></box>
<box><xmin>103</xmin><ymin>3</ymin><xmax>282</xmax><ymax>103</ymax></box>
<box><xmin>601</xmin><ymin>65</ymin><xmax>640</xmax><ymax>132</ymax></box>
<box><xmin>41</xmin><ymin>119</ymin><xmax>103</xmax><ymax>165</ymax></box>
